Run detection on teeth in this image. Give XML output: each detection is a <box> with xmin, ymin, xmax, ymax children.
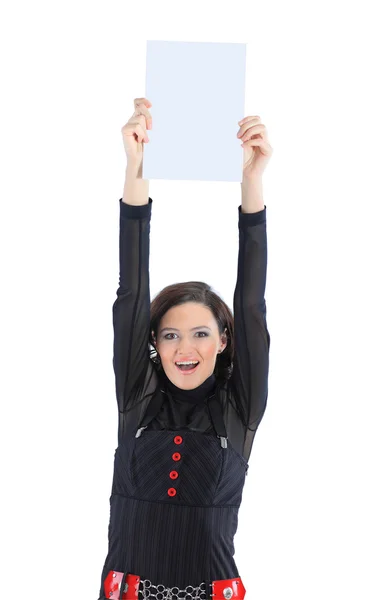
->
<box><xmin>176</xmin><ymin>361</ymin><xmax>199</xmax><ymax>366</ymax></box>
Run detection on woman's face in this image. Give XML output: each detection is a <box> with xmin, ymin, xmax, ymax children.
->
<box><xmin>153</xmin><ymin>302</ymin><xmax>227</xmax><ymax>389</ymax></box>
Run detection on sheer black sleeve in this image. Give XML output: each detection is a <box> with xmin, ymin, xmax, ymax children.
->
<box><xmin>112</xmin><ymin>198</ymin><xmax>153</xmax><ymax>413</ymax></box>
<box><xmin>230</xmin><ymin>205</ymin><xmax>270</xmax><ymax>431</ymax></box>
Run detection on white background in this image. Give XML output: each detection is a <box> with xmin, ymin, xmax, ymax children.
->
<box><xmin>1</xmin><ymin>1</ymin><xmax>372</xmax><ymax>599</ymax></box>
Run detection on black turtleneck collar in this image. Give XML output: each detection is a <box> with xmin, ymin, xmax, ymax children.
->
<box><xmin>160</xmin><ymin>370</ymin><xmax>217</xmax><ymax>404</ymax></box>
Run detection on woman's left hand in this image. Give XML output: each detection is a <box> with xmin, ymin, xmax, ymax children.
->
<box><xmin>237</xmin><ymin>116</ymin><xmax>273</xmax><ymax>180</ymax></box>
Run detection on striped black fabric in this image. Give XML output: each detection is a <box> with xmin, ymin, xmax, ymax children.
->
<box><xmin>97</xmin><ymin>401</ymin><xmax>247</xmax><ymax>597</ymax></box>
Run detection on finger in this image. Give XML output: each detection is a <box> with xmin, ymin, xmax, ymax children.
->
<box><xmin>134</xmin><ymin>98</ymin><xmax>153</xmax><ymax>129</ymax></box>
<box><xmin>134</xmin><ymin>104</ymin><xmax>153</xmax><ymax>130</ymax></box>
<box><xmin>242</xmin><ymin>139</ymin><xmax>273</xmax><ymax>153</ymax></box>
<box><xmin>237</xmin><ymin>120</ymin><xmax>263</xmax><ymax>137</ymax></box>
<box><xmin>123</xmin><ymin>121</ymin><xmax>149</xmax><ymax>144</ymax></box>
<box><xmin>124</xmin><ymin>116</ymin><xmax>150</xmax><ymax>142</ymax></box>
<box><xmin>237</xmin><ymin>117</ymin><xmax>262</xmax><ymax>138</ymax></box>
<box><xmin>134</xmin><ymin>108</ymin><xmax>152</xmax><ymax>133</ymax></box>
<box><xmin>242</xmin><ymin>139</ymin><xmax>265</xmax><ymax>146</ymax></box>
<box><xmin>134</xmin><ymin>97</ymin><xmax>152</xmax><ymax>107</ymax></box>
<box><xmin>238</xmin><ymin>115</ymin><xmax>260</xmax><ymax>127</ymax></box>
<box><xmin>240</xmin><ymin>124</ymin><xmax>267</xmax><ymax>142</ymax></box>
<box><xmin>134</xmin><ymin>122</ymin><xmax>149</xmax><ymax>143</ymax></box>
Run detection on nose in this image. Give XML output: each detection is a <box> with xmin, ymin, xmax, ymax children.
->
<box><xmin>176</xmin><ymin>344</ymin><xmax>197</xmax><ymax>357</ymax></box>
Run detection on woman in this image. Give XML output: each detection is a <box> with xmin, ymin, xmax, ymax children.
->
<box><xmin>97</xmin><ymin>97</ymin><xmax>273</xmax><ymax>600</ymax></box>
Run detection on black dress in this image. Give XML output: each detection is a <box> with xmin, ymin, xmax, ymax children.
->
<box><xmin>97</xmin><ymin>197</ymin><xmax>270</xmax><ymax>599</ymax></box>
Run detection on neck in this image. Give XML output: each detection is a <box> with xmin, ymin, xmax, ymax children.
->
<box><xmin>162</xmin><ymin>371</ymin><xmax>217</xmax><ymax>403</ymax></box>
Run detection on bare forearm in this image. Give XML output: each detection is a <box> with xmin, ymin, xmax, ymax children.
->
<box><xmin>122</xmin><ymin>171</ymin><xmax>264</xmax><ymax>211</ymax></box>
<box><xmin>241</xmin><ymin>177</ymin><xmax>265</xmax><ymax>214</ymax></box>
<box><xmin>122</xmin><ymin>164</ymin><xmax>149</xmax><ymax>206</ymax></box>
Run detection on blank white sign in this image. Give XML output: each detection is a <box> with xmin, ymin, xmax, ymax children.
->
<box><xmin>143</xmin><ymin>40</ymin><xmax>247</xmax><ymax>183</ymax></box>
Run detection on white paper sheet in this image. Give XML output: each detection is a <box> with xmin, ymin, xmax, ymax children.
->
<box><xmin>142</xmin><ymin>40</ymin><xmax>247</xmax><ymax>182</ymax></box>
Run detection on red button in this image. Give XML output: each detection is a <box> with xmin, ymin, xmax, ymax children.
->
<box><xmin>170</xmin><ymin>470</ymin><xmax>179</xmax><ymax>479</ymax></box>
<box><xmin>172</xmin><ymin>452</ymin><xmax>181</xmax><ymax>461</ymax></box>
<box><xmin>168</xmin><ymin>487</ymin><xmax>177</xmax><ymax>497</ymax></box>
<box><xmin>174</xmin><ymin>435</ymin><xmax>183</xmax><ymax>445</ymax></box>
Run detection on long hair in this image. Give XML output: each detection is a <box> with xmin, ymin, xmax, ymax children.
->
<box><xmin>149</xmin><ymin>281</ymin><xmax>234</xmax><ymax>382</ymax></box>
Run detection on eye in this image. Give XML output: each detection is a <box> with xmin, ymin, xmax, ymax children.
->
<box><xmin>164</xmin><ymin>332</ymin><xmax>208</xmax><ymax>340</ymax></box>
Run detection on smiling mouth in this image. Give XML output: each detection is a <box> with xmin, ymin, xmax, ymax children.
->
<box><xmin>175</xmin><ymin>362</ymin><xmax>200</xmax><ymax>374</ymax></box>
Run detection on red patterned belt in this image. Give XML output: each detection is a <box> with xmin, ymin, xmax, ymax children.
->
<box><xmin>104</xmin><ymin>571</ymin><xmax>246</xmax><ymax>599</ymax></box>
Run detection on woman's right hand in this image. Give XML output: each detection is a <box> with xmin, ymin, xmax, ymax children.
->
<box><xmin>121</xmin><ymin>97</ymin><xmax>152</xmax><ymax>173</ymax></box>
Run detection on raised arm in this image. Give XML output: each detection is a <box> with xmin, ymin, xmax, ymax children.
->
<box><xmin>112</xmin><ymin>170</ymin><xmax>152</xmax><ymax>413</ymax></box>
<box><xmin>231</xmin><ymin>202</ymin><xmax>270</xmax><ymax>431</ymax></box>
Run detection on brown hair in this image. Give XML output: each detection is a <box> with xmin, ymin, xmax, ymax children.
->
<box><xmin>149</xmin><ymin>281</ymin><xmax>234</xmax><ymax>382</ymax></box>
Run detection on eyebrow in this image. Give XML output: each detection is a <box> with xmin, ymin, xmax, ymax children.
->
<box><xmin>159</xmin><ymin>326</ymin><xmax>212</xmax><ymax>334</ymax></box>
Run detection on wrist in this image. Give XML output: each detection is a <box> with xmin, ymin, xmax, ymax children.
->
<box><xmin>241</xmin><ymin>177</ymin><xmax>264</xmax><ymax>214</ymax></box>
<box><xmin>127</xmin><ymin>155</ymin><xmax>150</xmax><ymax>177</ymax></box>
<box><xmin>126</xmin><ymin>164</ymin><xmax>142</xmax><ymax>179</ymax></box>
<box><xmin>241</xmin><ymin>173</ymin><xmax>262</xmax><ymax>185</ymax></box>
<box><xmin>123</xmin><ymin>167</ymin><xmax>149</xmax><ymax>206</ymax></box>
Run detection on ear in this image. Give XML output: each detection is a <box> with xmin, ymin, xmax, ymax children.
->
<box><xmin>221</xmin><ymin>328</ymin><xmax>228</xmax><ymax>352</ymax></box>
